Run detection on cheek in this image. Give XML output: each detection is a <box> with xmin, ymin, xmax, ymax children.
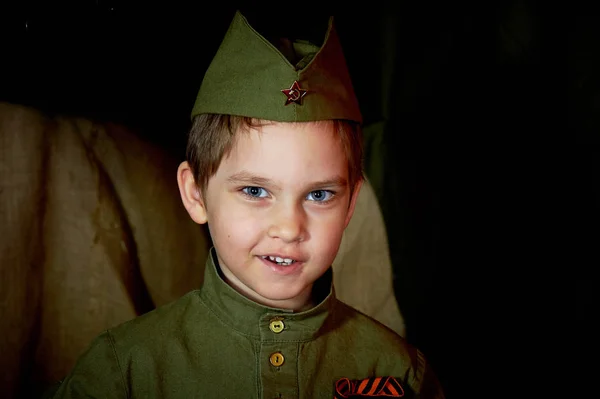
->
<box><xmin>309</xmin><ymin>213</ymin><xmax>346</xmax><ymax>251</ymax></box>
<box><xmin>210</xmin><ymin>205</ymin><xmax>263</xmax><ymax>246</ymax></box>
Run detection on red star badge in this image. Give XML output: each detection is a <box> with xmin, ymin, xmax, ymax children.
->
<box><xmin>281</xmin><ymin>80</ymin><xmax>308</xmax><ymax>105</ymax></box>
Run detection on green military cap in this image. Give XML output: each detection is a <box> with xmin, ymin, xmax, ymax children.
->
<box><xmin>191</xmin><ymin>10</ymin><xmax>362</xmax><ymax>123</ymax></box>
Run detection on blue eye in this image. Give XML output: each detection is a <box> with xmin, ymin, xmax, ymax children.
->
<box><xmin>306</xmin><ymin>190</ymin><xmax>334</xmax><ymax>202</ymax></box>
<box><xmin>242</xmin><ymin>186</ymin><xmax>268</xmax><ymax>198</ymax></box>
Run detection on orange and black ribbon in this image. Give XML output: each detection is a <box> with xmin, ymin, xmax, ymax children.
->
<box><xmin>334</xmin><ymin>376</ymin><xmax>405</xmax><ymax>398</ymax></box>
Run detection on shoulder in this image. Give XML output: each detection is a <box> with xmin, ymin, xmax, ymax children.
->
<box><xmin>324</xmin><ymin>301</ymin><xmax>444</xmax><ymax>398</ymax></box>
<box><xmin>51</xmin><ymin>291</ymin><xmax>213</xmax><ymax>398</ymax></box>
<box><xmin>108</xmin><ymin>290</ymin><xmax>206</xmax><ymax>350</ymax></box>
<box><xmin>330</xmin><ymin>299</ymin><xmax>412</xmax><ymax>352</ymax></box>
<box><xmin>327</xmin><ymin>299</ymin><xmax>445</xmax><ymax>397</ymax></box>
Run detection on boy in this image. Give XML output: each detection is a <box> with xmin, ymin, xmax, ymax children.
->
<box><xmin>51</xmin><ymin>10</ymin><xmax>445</xmax><ymax>398</ymax></box>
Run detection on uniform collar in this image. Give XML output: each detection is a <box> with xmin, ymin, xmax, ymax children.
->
<box><xmin>199</xmin><ymin>248</ymin><xmax>336</xmax><ymax>341</ymax></box>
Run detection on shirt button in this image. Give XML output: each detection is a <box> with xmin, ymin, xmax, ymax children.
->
<box><xmin>269</xmin><ymin>352</ymin><xmax>285</xmax><ymax>367</ymax></box>
<box><xmin>269</xmin><ymin>317</ymin><xmax>285</xmax><ymax>333</ymax></box>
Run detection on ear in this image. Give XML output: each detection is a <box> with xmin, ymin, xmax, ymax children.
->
<box><xmin>343</xmin><ymin>178</ymin><xmax>364</xmax><ymax>229</ymax></box>
<box><xmin>177</xmin><ymin>161</ymin><xmax>207</xmax><ymax>224</ymax></box>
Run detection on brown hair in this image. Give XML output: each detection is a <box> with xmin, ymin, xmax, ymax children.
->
<box><xmin>186</xmin><ymin>114</ymin><xmax>363</xmax><ymax>195</ymax></box>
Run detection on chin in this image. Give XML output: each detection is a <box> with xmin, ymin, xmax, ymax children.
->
<box><xmin>253</xmin><ymin>285</ymin><xmax>308</xmax><ymax>304</ymax></box>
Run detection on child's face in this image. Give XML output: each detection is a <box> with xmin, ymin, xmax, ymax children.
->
<box><xmin>197</xmin><ymin>121</ymin><xmax>361</xmax><ymax>310</ymax></box>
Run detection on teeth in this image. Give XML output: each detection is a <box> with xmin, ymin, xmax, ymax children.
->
<box><xmin>264</xmin><ymin>255</ymin><xmax>295</xmax><ymax>265</ymax></box>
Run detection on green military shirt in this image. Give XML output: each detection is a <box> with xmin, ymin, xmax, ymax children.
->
<box><xmin>52</xmin><ymin>249</ymin><xmax>444</xmax><ymax>398</ymax></box>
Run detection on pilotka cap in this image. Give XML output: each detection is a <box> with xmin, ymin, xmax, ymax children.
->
<box><xmin>191</xmin><ymin>10</ymin><xmax>362</xmax><ymax>124</ymax></box>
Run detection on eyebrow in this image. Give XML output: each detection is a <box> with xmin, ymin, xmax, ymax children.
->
<box><xmin>226</xmin><ymin>171</ymin><xmax>347</xmax><ymax>190</ymax></box>
<box><xmin>310</xmin><ymin>176</ymin><xmax>348</xmax><ymax>188</ymax></box>
<box><xmin>227</xmin><ymin>171</ymin><xmax>281</xmax><ymax>191</ymax></box>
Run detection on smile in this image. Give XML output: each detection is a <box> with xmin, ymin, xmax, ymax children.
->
<box><xmin>261</xmin><ymin>255</ymin><xmax>296</xmax><ymax>266</ymax></box>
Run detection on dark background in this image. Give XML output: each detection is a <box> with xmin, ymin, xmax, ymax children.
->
<box><xmin>0</xmin><ymin>1</ymin><xmax>591</xmax><ymax>397</ymax></box>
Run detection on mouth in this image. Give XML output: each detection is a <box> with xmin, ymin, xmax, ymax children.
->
<box><xmin>260</xmin><ymin>255</ymin><xmax>297</xmax><ymax>266</ymax></box>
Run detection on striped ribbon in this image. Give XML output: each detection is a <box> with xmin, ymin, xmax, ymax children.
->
<box><xmin>334</xmin><ymin>376</ymin><xmax>405</xmax><ymax>398</ymax></box>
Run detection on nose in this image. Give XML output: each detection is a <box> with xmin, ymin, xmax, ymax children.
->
<box><xmin>267</xmin><ymin>202</ymin><xmax>306</xmax><ymax>243</ymax></box>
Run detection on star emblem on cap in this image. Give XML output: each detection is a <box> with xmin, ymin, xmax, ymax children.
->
<box><xmin>281</xmin><ymin>80</ymin><xmax>308</xmax><ymax>105</ymax></box>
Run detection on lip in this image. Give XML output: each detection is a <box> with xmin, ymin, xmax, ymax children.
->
<box><xmin>257</xmin><ymin>255</ymin><xmax>304</xmax><ymax>276</ymax></box>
